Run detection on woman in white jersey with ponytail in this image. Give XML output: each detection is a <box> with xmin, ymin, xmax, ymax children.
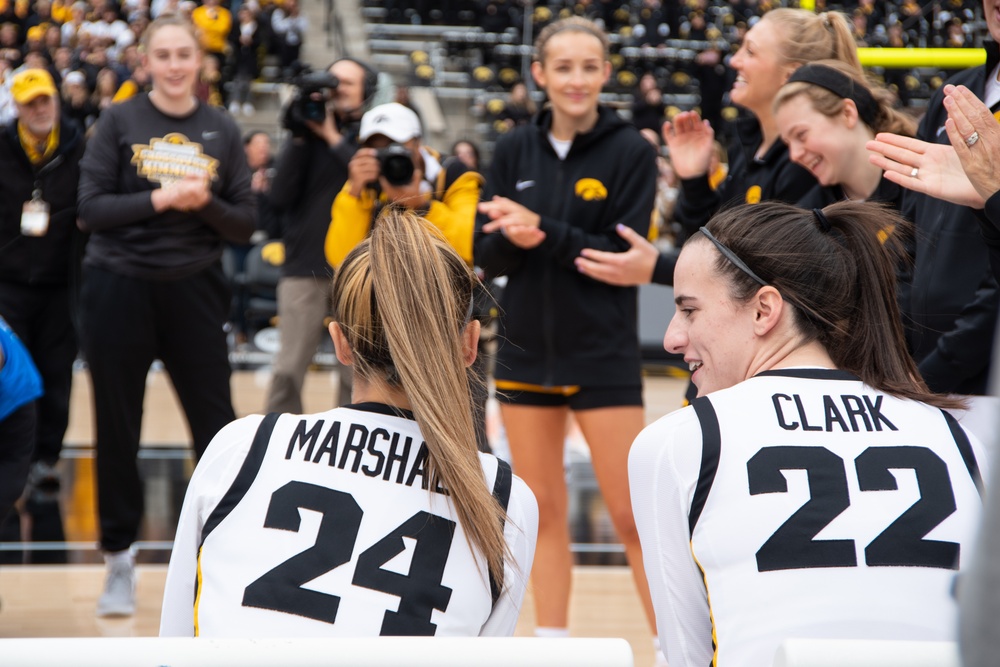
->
<box><xmin>160</xmin><ymin>207</ymin><xmax>538</xmax><ymax>637</ymax></box>
<box><xmin>630</xmin><ymin>200</ymin><xmax>986</xmax><ymax>667</ymax></box>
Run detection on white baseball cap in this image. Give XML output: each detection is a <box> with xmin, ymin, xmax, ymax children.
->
<box><xmin>359</xmin><ymin>103</ymin><xmax>421</xmax><ymax>143</ymax></box>
<box><xmin>64</xmin><ymin>70</ymin><xmax>86</xmax><ymax>87</ymax></box>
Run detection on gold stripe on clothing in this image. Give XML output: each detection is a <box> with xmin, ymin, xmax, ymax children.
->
<box><xmin>494</xmin><ymin>380</ymin><xmax>581</xmax><ymax>396</ymax></box>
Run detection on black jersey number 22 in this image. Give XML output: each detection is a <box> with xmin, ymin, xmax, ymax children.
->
<box><xmin>747</xmin><ymin>446</ymin><xmax>959</xmax><ymax>572</ymax></box>
<box><xmin>242</xmin><ymin>481</ymin><xmax>455</xmax><ymax>634</ymax></box>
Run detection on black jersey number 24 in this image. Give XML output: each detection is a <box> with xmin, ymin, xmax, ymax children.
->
<box><xmin>747</xmin><ymin>445</ymin><xmax>959</xmax><ymax>572</ymax></box>
<box><xmin>242</xmin><ymin>481</ymin><xmax>455</xmax><ymax>634</ymax></box>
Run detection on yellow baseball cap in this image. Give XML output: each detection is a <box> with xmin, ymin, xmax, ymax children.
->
<box><xmin>11</xmin><ymin>68</ymin><xmax>57</xmax><ymax>104</ymax></box>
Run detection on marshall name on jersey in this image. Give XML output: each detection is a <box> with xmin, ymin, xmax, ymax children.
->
<box><xmin>284</xmin><ymin>415</ymin><xmax>447</xmax><ymax>495</ymax></box>
<box><xmin>630</xmin><ymin>368</ymin><xmax>987</xmax><ymax>667</ymax></box>
<box><xmin>159</xmin><ymin>403</ymin><xmax>538</xmax><ymax>639</ymax></box>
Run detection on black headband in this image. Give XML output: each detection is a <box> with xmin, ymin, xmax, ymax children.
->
<box><xmin>699</xmin><ymin>226</ymin><xmax>768</xmax><ymax>286</ymax></box>
<box><xmin>786</xmin><ymin>64</ymin><xmax>879</xmax><ymax>128</ymax></box>
<box><xmin>813</xmin><ymin>208</ymin><xmax>832</xmax><ymax>232</ymax></box>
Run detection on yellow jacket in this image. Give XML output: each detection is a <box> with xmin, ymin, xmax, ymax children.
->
<box><xmin>192</xmin><ymin>5</ymin><xmax>232</xmax><ymax>54</ymax></box>
<box><xmin>112</xmin><ymin>79</ymin><xmax>139</xmax><ymax>103</ymax></box>
<box><xmin>326</xmin><ymin>151</ymin><xmax>483</xmax><ymax>268</ymax></box>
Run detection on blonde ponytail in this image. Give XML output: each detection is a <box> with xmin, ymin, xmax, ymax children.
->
<box><xmin>762</xmin><ymin>8</ymin><xmax>862</xmax><ymax>75</ymax></box>
<box><xmin>332</xmin><ymin>206</ymin><xmax>509</xmax><ymax>590</ymax></box>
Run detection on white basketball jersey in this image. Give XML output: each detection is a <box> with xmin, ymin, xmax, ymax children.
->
<box><xmin>160</xmin><ymin>403</ymin><xmax>538</xmax><ymax>638</ymax></box>
<box><xmin>630</xmin><ymin>369</ymin><xmax>987</xmax><ymax>667</ymax></box>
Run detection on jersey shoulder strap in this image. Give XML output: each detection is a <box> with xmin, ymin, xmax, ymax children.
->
<box><xmin>689</xmin><ymin>396</ymin><xmax>722</xmax><ymax>537</ymax></box>
<box><xmin>489</xmin><ymin>457</ymin><xmax>513</xmax><ymax>605</ymax></box>
<box><xmin>940</xmin><ymin>409</ymin><xmax>984</xmax><ymax>496</ymax></box>
<box><xmin>200</xmin><ymin>412</ymin><xmax>281</xmax><ymax>545</ymax></box>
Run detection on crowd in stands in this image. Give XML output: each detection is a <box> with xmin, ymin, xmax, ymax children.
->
<box><xmin>380</xmin><ymin>0</ymin><xmax>986</xmax><ymax>50</ymax></box>
<box><xmin>0</xmin><ymin>0</ymin><xmax>305</xmax><ymax>124</ymax></box>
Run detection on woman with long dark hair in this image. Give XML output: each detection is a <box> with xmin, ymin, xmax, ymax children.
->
<box><xmin>631</xmin><ymin>201</ymin><xmax>986</xmax><ymax>666</ymax></box>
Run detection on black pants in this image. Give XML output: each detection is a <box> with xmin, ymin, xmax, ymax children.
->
<box><xmin>0</xmin><ymin>283</ymin><xmax>76</xmax><ymax>464</ymax></box>
<box><xmin>80</xmin><ymin>264</ymin><xmax>236</xmax><ymax>553</ymax></box>
<box><xmin>0</xmin><ymin>402</ymin><xmax>35</xmax><ymax>523</ymax></box>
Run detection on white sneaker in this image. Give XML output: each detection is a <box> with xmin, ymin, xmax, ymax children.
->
<box><xmin>228</xmin><ymin>101</ymin><xmax>240</xmax><ymax>116</ymax></box>
<box><xmin>96</xmin><ymin>560</ymin><xmax>136</xmax><ymax>617</ymax></box>
<box><xmin>242</xmin><ymin>102</ymin><xmax>255</xmax><ymax>117</ymax></box>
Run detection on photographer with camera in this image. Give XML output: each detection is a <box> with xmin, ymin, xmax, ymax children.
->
<box><xmin>264</xmin><ymin>57</ymin><xmax>377</xmax><ymax>414</ymax></box>
<box><xmin>326</xmin><ymin>103</ymin><xmax>483</xmax><ymax>268</ymax></box>
<box><xmin>325</xmin><ymin>102</ymin><xmax>490</xmax><ymax>451</ymax></box>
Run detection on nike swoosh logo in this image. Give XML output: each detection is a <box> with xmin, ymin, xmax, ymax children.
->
<box><xmin>936</xmin><ymin>125</ymin><xmax>947</xmax><ymax>137</ymax></box>
<box><xmin>515</xmin><ymin>179</ymin><xmax>535</xmax><ymax>191</ymax></box>
<box><xmin>202</xmin><ymin>131</ymin><xmax>220</xmax><ymax>140</ymax></box>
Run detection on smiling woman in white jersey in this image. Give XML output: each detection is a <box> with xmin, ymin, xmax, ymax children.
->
<box><xmin>160</xmin><ymin>207</ymin><xmax>538</xmax><ymax>637</ymax></box>
<box><xmin>629</xmin><ymin>200</ymin><xmax>987</xmax><ymax>667</ymax></box>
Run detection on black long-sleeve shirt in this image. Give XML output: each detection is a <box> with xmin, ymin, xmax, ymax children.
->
<box><xmin>673</xmin><ymin>115</ymin><xmax>817</xmax><ymax>242</ymax></box>
<box><xmin>78</xmin><ymin>94</ymin><xmax>255</xmax><ymax>280</ymax></box>
<box><xmin>650</xmin><ymin>115</ymin><xmax>817</xmax><ymax>285</ymax></box>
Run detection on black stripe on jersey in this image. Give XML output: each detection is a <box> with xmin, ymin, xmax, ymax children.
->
<box><xmin>941</xmin><ymin>409</ymin><xmax>984</xmax><ymax>498</ymax></box>
<box><xmin>689</xmin><ymin>397</ymin><xmax>721</xmax><ymax>537</ymax></box>
<box><xmin>754</xmin><ymin>368</ymin><xmax>859</xmax><ymax>381</ymax></box>
<box><xmin>345</xmin><ymin>401</ymin><xmax>417</xmax><ymax>421</ymax></box>
<box><xmin>200</xmin><ymin>412</ymin><xmax>280</xmax><ymax>545</ymax></box>
<box><xmin>490</xmin><ymin>458</ymin><xmax>513</xmax><ymax>605</ymax></box>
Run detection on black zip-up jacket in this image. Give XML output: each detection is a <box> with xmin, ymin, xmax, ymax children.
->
<box><xmin>649</xmin><ymin>115</ymin><xmax>818</xmax><ymax>284</ymax></box>
<box><xmin>980</xmin><ymin>193</ymin><xmax>1000</xmax><ymax>285</ymax></box>
<box><xmin>0</xmin><ymin>114</ymin><xmax>86</xmax><ymax>286</ymax></box>
<box><xmin>270</xmin><ymin>121</ymin><xmax>358</xmax><ymax>279</ymax></box>
<box><xmin>672</xmin><ymin>114</ymin><xmax>818</xmax><ymax>243</ymax></box>
<box><xmin>475</xmin><ymin>106</ymin><xmax>656</xmax><ymax>387</ymax></box>
<box><xmin>795</xmin><ymin>175</ymin><xmax>903</xmax><ymax>210</ymax></box>
<box><xmin>900</xmin><ymin>41</ymin><xmax>1000</xmax><ymax>395</ymax></box>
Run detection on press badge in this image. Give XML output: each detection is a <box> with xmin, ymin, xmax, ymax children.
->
<box><xmin>21</xmin><ymin>193</ymin><xmax>49</xmax><ymax>237</ymax></box>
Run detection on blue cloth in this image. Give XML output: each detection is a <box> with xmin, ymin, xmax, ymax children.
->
<box><xmin>0</xmin><ymin>316</ymin><xmax>43</xmax><ymax>421</ymax></box>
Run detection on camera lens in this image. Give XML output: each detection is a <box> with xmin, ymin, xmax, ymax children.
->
<box><xmin>377</xmin><ymin>144</ymin><xmax>415</xmax><ymax>186</ymax></box>
<box><xmin>381</xmin><ymin>155</ymin><xmax>414</xmax><ymax>186</ymax></box>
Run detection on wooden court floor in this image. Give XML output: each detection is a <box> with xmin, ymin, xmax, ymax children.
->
<box><xmin>0</xmin><ymin>565</ymin><xmax>655</xmax><ymax>663</ymax></box>
<box><xmin>0</xmin><ymin>366</ymin><xmax>689</xmax><ymax>666</ymax></box>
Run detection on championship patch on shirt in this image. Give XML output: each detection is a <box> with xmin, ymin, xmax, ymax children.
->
<box><xmin>131</xmin><ymin>132</ymin><xmax>220</xmax><ymax>185</ymax></box>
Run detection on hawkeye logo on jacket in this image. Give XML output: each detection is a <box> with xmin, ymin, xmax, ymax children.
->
<box><xmin>745</xmin><ymin>184</ymin><xmax>762</xmax><ymax>204</ymax></box>
<box><xmin>575</xmin><ymin>178</ymin><xmax>607</xmax><ymax>201</ymax></box>
<box><xmin>130</xmin><ymin>132</ymin><xmax>220</xmax><ymax>186</ymax></box>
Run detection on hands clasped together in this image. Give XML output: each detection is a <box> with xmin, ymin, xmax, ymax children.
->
<box><xmin>153</xmin><ymin>172</ymin><xmax>212</xmax><ymax>213</ymax></box>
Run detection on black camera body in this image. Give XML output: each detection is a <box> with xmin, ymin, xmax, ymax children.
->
<box><xmin>283</xmin><ymin>66</ymin><xmax>339</xmax><ymax>132</ymax></box>
<box><xmin>377</xmin><ymin>143</ymin><xmax>415</xmax><ymax>187</ymax></box>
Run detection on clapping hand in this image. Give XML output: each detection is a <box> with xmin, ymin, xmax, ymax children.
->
<box><xmin>942</xmin><ymin>84</ymin><xmax>1000</xmax><ymax>202</ymax></box>
<box><xmin>661</xmin><ymin>111</ymin><xmax>715</xmax><ymax>179</ymax></box>
<box><xmin>479</xmin><ymin>196</ymin><xmax>545</xmax><ymax>249</ymax></box>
